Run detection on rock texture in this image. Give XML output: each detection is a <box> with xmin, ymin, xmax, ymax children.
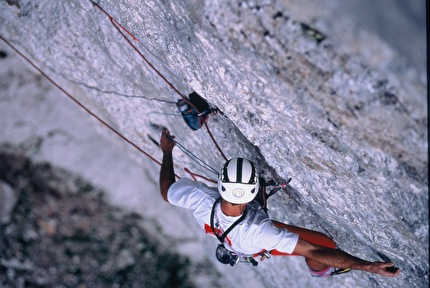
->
<box><xmin>0</xmin><ymin>0</ymin><xmax>427</xmax><ymax>287</ymax></box>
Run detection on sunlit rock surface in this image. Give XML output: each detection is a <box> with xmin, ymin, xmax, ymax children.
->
<box><xmin>1</xmin><ymin>1</ymin><xmax>427</xmax><ymax>287</ymax></box>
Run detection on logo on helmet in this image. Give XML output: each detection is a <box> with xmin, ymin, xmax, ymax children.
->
<box><xmin>233</xmin><ymin>188</ymin><xmax>245</xmax><ymax>198</ymax></box>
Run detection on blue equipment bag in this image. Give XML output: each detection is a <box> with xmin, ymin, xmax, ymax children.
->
<box><xmin>176</xmin><ymin>92</ymin><xmax>213</xmax><ymax>130</ymax></box>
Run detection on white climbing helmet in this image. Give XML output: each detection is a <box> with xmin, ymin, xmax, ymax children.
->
<box><xmin>217</xmin><ymin>158</ymin><xmax>260</xmax><ymax>204</ymax></box>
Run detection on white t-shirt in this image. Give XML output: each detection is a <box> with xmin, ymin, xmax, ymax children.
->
<box><xmin>167</xmin><ymin>178</ymin><xmax>299</xmax><ymax>255</ymax></box>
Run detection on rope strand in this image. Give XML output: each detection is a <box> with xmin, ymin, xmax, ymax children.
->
<box><xmin>184</xmin><ymin>168</ymin><xmax>217</xmax><ymax>184</ymax></box>
<box><xmin>174</xmin><ymin>141</ymin><xmax>219</xmax><ymax>176</ymax></box>
<box><xmin>92</xmin><ymin>1</ymin><xmax>188</xmax><ymax>100</ymax></box>
<box><xmin>2</xmin><ymin>1</ymin><xmax>230</xmax><ymax>182</ymax></box>
<box><xmin>91</xmin><ymin>1</ymin><xmax>228</xmax><ymax>161</ymax></box>
<box><xmin>0</xmin><ymin>34</ymin><xmax>184</xmax><ymax>177</ymax></box>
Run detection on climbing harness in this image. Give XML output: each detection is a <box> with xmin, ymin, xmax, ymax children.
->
<box><xmin>210</xmin><ymin>198</ymin><xmax>259</xmax><ymax>266</ymax></box>
<box><xmin>2</xmin><ymin>7</ymin><xmax>309</xmax><ymax>270</ymax></box>
<box><xmin>0</xmin><ymin>34</ymin><xmax>294</xmax><ymax>268</ymax></box>
<box><xmin>209</xmin><ymin>176</ymin><xmax>290</xmax><ymax>267</ymax></box>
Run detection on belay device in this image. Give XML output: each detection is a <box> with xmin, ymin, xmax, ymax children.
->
<box><xmin>176</xmin><ymin>92</ymin><xmax>217</xmax><ymax>131</ymax></box>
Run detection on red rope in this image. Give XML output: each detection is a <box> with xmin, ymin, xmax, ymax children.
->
<box><xmin>203</xmin><ymin>121</ymin><xmax>227</xmax><ymax>160</ymax></box>
<box><xmin>92</xmin><ymin>2</ymin><xmax>187</xmax><ymax>101</ymax></box>
<box><xmin>2</xmin><ymin>1</ymin><xmax>229</xmax><ymax>183</ymax></box>
<box><xmin>0</xmin><ymin>34</ymin><xmax>186</xmax><ymax>178</ymax></box>
<box><xmin>111</xmin><ymin>18</ymin><xmax>138</xmax><ymax>41</ymax></box>
<box><xmin>184</xmin><ymin>168</ymin><xmax>217</xmax><ymax>184</ymax></box>
<box><xmin>92</xmin><ymin>1</ymin><xmax>228</xmax><ymax>161</ymax></box>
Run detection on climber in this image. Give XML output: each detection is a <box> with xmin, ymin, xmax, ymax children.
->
<box><xmin>159</xmin><ymin>129</ymin><xmax>401</xmax><ymax>278</ymax></box>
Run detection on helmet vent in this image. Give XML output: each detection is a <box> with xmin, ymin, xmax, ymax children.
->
<box><xmin>221</xmin><ymin>158</ymin><xmax>257</xmax><ymax>184</ymax></box>
<box><xmin>236</xmin><ymin>158</ymin><xmax>243</xmax><ymax>183</ymax></box>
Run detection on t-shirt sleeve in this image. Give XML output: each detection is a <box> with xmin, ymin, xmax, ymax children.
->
<box><xmin>253</xmin><ymin>219</ymin><xmax>299</xmax><ymax>254</ymax></box>
<box><xmin>167</xmin><ymin>178</ymin><xmax>218</xmax><ymax>229</ymax></box>
<box><xmin>167</xmin><ymin>178</ymin><xmax>216</xmax><ymax>209</ymax></box>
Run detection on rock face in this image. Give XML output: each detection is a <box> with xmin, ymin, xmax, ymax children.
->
<box><xmin>0</xmin><ymin>1</ymin><xmax>427</xmax><ymax>288</ymax></box>
<box><xmin>0</xmin><ymin>146</ymin><xmax>195</xmax><ymax>287</ymax></box>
